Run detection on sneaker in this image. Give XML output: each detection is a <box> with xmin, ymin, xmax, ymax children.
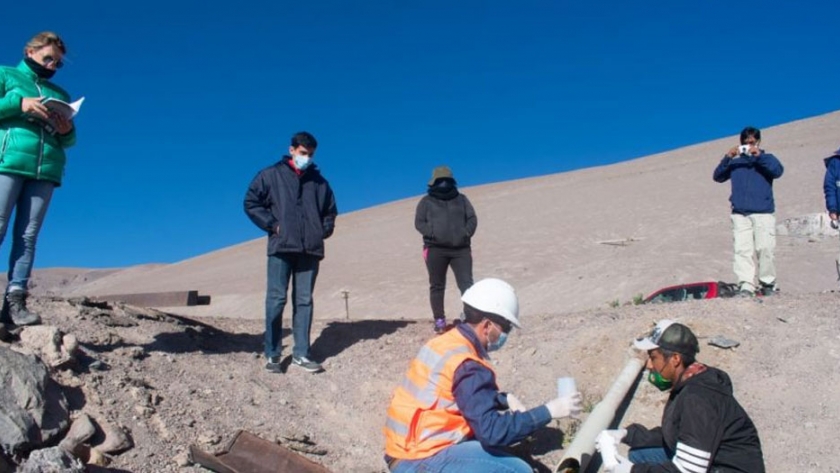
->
<box><xmin>759</xmin><ymin>284</ymin><xmax>779</xmax><ymax>297</ymax></box>
<box><xmin>434</xmin><ymin>318</ymin><xmax>447</xmax><ymax>334</ymax></box>
<box><xmin>292</xmin><ymin>356</ymin><xmax>324</xmax><ymax>373</ymax></box>
<box><xmin>265</xmin><ymin>356</ymin><xmax>282</xmax><ymax>373</ymax></box>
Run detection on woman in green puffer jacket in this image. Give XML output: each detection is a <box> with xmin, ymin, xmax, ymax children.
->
<box><xmin>0</xmin><ymin>31</ymin><xmax>77</xmax><ymax>326</ymax></box>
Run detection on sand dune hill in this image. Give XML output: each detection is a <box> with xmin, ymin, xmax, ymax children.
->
<box><xmin>67</xmin><ymin>111</ymin><xmax>840</xmax><ymax>320</ymax></box>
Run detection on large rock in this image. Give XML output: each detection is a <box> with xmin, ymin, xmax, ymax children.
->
<box><xmin>19</xmin><ymin>447</ymin><xmax>84</xmax><ymax>473</ymax></box>
<box><xmin>0</xmin><ymin>346</ymin><xmax>69</xmax><ymax>457</ymax></box>
<box><xmin>18</xmin><ymin>326</ymin><xmax>78</xmax><ymax>369</ymax></box>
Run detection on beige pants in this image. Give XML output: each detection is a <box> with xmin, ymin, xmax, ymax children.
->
<box><xmin>836</xmin><ymin>234</ymin><xmax>840</xmax><ymax>281</ymax></box>
<box><xmin>731</xmin><ymin>213</ymin><xmax>776</xmax><ymax>292</ymax></box>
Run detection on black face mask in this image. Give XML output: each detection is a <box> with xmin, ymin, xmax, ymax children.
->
<box><xmin>24</xmin><ymin>57</ymin><xmax>56</xmax><ymax>79</ymax></box>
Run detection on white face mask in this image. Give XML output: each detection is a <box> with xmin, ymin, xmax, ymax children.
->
<box><xmin>293</xmin><ymin>154</ymin><xmax>312</xmax><ymax>171</ymax></box>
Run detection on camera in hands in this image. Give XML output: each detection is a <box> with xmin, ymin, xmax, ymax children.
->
<box><xmin>738</xmin><ymin>145</ymin><xmax>751</xmax><ymax>155</ymax></box>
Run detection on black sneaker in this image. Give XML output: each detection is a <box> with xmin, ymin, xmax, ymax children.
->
<box><xmin>265</xmin><ymin>356</ymin><xmax>282</xmax><ymax>373</ymax></box>
<box><xmin>434</xmin><ymin>318</ymin><xmax>447</xmax><ymax>334</ymax></box>
<box><xmin>760</xmin><ymin>284</ymin><xmax>779</xmax><ymax>297</ymax></box>
<box><xmin>292</xmin><ymin>356</ymin><xmax>324</xmax><ymax>373</ymax></box>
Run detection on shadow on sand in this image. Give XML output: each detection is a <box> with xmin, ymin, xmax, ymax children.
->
<box><xmin>80</xmin><ymin>313</ymin><xmax>268</xmax><ymax>356</ymax></box>
<box><xmin>311</xmin><ymin>319</ymin><xmax>415</xmax><ymax>361</ymax></box>
<box><xmin>81</xmin><ymin>313</ymin><xmax>415</xmax><ymax>364</ymax></box>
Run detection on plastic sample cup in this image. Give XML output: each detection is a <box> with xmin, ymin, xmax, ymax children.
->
<box><xmin>557</xmin><ymin>377</ymin><xmax>577</xmax><ymax>398</ymax></box>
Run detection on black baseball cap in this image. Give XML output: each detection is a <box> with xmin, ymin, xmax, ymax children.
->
<box><xmin>634</xmin><ymin>320</ymin><xmax>699</xmax><ymax>357</ymax></box>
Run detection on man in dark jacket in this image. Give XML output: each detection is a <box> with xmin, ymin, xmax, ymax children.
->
<box><xmin>244</xmin><ymin>131</ymin><xmax>337</xmax><ymax>374</ymax></box>
<box><xmin>598</xmin><ymin>320</ymin><xmax>765</xmax><ymax>473</ymax></box>
<box><xmin>823</xmin><ymin>147</ymin><xmax>840</xmax><ymax>281</ymax></box>
<box><xmin>713</xmin><ymin>126</ymin><xmax>784</xmax><ymax>297</ymax></box>
<box><xmin>414</xmin><ymin>166</ymin><xmax>477</xmax><ymax>333</ymax></box>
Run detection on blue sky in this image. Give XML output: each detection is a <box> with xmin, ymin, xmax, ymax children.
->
<box><xmin>3</xmin><ymin>1</ymin><xmax>839</xmax><ymax>268</ymax></box>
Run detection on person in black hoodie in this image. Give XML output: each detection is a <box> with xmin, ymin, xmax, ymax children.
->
<box><xmin>598</xmin><ymin>320</ymin><xmax>765</xmax><ymax>473</ymax></box>
<box><xmin>414</xmin><ymin>166</ymin><xmax>477</xmax><ymax>333</ymax></box>
<box><xmin>244</xmin><ymin>131</ymin><xmax>337</xmax><ymax>374</ymax></box>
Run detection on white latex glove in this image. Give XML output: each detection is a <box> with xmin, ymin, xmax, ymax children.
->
<box><xmin>544</xmin><ymin>391</ymin><xmax>582</xmax><ymax>419</ymax></box>
<box><xmin>604</xmin><ymin>453</ymin><xmax>633</xmax><ymax>473</ymax></box>
<box><xmin>506</xmin><ymin>393</ymin><xmax>526</xmax><ymax>412</ymax></box>
<box><xmin>603</xmin><ymin>428</ymin><xmax>628</xmax><ymax>444</ymax></box>
<box><xmin>596</xmin><ymin>430</ymin><xmax>620</xmax><ymax>469</ymax></box>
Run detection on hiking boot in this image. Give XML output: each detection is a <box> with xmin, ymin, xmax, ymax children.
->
<box><xmin>434</xmin><ymin>318</ymin><xmax>447</xmax><ymax>334</ymax></box>
<box><xmin>265</xmin><ymin>356</ymin><xmax>282</xmax><ymax>373</ymax></box>
<box><xmin>5</xmin><ymin>291</ymin><xmax>41</xmax><ymax>326</ymax></box>
<box><xmin>292</xmin><ymin>356</ymin><xmax>324</xmax><ymax>373</ymax></box>
<box><xmin>737</xmin><ymin>289</ymin><xmax>754</xmax><ymax>298</ymax></box>
<box><xmin>759</xmin><ymin>283</ymin><xmax>779</xmax><ymax>297</ymax></box>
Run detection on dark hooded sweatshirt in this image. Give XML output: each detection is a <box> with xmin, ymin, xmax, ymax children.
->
<box><xmin>414</xmin><ymin>181</ymin><xmax>477</xmax><ymax>249</ymax></box>
<box><xmin>625</xmin><ymin>366</ymin><xmax>765</xmax><ymax>473</ymax></box>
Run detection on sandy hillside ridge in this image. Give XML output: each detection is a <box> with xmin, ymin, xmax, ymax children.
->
<box><xmin>62</xmin><ymin>110</ymin><xmax>840</xmax><ymax>321</ymax></box>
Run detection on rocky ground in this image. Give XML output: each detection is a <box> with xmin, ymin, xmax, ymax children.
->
<box><xmin>3</xmin><ymin>291</ymin><xmax>839</xmax><ymax>472</ymax></box>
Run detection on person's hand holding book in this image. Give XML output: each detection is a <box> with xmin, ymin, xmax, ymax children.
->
<box><xmin>52</xmin><ymin>114</ymin><xmax>73</xmax><ymax>134</ymax></box>
<box><xmin>21</xmin><ymin>97</ymin><xmax>49</xmax><ymax>120</ymax></box>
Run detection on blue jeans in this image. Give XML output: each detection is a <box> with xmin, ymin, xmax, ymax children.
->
<box><xmin>0</xmin><ymin>174</ymin><xmax>55</xmax><ymax>292</ymax></box>
<box><xmin>629</xmin><ymin>447</ymin><xmax>669</xmax><ymax>464</ymax></box>
<box><xmin>265</xmin><ymin>253</ymin><xmax>320</xmax><ymax>360</ymax></box>
<box><xmin>390</xmin><ymin>441</ymin><xmax>532</xmax><ymax>473</ymax></box>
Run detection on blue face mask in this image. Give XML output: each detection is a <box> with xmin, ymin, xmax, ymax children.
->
<box><xmin>293</xmin><ymin>154</ymin><xmax>312</xmax><ymax>171</ymax></box>
<box><xmin>487</xmin><ymin>331</ymin><xmax>508</xmax><ymax>352</ymax></box>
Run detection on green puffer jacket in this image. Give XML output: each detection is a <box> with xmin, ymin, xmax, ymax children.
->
<box><xmin>0</xmin><ymin>61</ymin><xmax>77</xmax><ymax>186</ymax></box>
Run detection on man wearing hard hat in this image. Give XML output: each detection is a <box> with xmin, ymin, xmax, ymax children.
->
<box><xmin>598</xmin><ymin>320</ymin><xmax>765</xmax><ymax>473</ymax></box>
<box><xmin>383</xmin><ymin>278</ymin><xmax>581</xmax><ymax>472</ymax></box>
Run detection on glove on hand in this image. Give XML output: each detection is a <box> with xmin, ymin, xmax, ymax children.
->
<box><xmin>596</xmin><ymin>430</ymin><xmax>620</xmax><ymax>469</ymax></box>
<box><xmin>545</xmin><ymin>392</ymin><xmax>582</xmax><ymax>419</ymax></box>
<box><xmin>506</xmin><ymin>393</ymin><xmax>526</xmax><ymax>412</ymax></box>
<box><xmin>603</xmin><ymin>428</ymin><xmax>628</xmax><ymax>444</ymax></box>
<box><xmin>605</xmin><ymin>453</ymin><xmax>633</xmax><ymax>473</ymax></box>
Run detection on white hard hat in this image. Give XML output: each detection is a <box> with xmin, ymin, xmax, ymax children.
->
<box><xmin>461</xmin><ymin>278</ymin><xmax>521</xmax><ymax>328</ymax></box>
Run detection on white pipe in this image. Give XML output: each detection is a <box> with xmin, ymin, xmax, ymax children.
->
<box><xmin>555</xmin><ymin>356</ymin><xmax>646</xmax><ymax>473</ymax></box>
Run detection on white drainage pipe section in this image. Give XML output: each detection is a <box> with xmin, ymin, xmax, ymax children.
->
<box><xmin>555</xmin><ymin>355</ymin><xmax>646</xmax><ymax>473</ymax></box>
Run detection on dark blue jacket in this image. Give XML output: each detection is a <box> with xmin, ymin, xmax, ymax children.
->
<box><xmin>713</xmin><ymin>151</ymin><xmax>783</xmax><ymax>214</ymax></box>
<box><xmin>244</xmin><ymin>157</ymin><xmax>337</xmax><ymax>259</ymax></box>
<box><xmin>451</xmin><ymin>324</ymin><xmax>552</xmax><ymax>448</ymax></box>
<box><xmin>824</xmin><ymin>156</ymin><xmax>840</xmax><ymax>214</ymax></box>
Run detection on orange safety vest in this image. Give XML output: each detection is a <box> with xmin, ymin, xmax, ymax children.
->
<box><xmin>383</xmin><ymin>327</ymin><xmax>496</xmax><ymax>460</ymax></box>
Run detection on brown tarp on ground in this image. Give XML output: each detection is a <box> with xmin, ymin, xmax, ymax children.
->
<box><xmin>189</xmin><ymin>430</ymin><xmax>332</xmax><ymax>473</ymax></box>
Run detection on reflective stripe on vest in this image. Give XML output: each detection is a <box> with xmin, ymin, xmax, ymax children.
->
<box><xmin>383</xmin><ymin>328</ymin><xmax>495</xmax><ymax>460</ymax></box>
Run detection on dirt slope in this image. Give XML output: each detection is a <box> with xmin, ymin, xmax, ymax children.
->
<box><xmin>13</xmin><ymin>290</ymin><xmax>838</xmax><ymax>472</ymax></box>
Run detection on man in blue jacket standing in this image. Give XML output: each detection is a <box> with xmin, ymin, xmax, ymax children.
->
<box><xmin>823</xmin><ymin>147</ymin><xmax>840</xmax><ymax>281</ymax></box>
<box><xmin>244</xmin><ymin>131</ymin><xmax>338</xmax><ymax>374</ymax></box>
<box><xmin>713</xmin><ymin>126</ymin><xmax>784</xmax><ymax>297</ymax></box>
